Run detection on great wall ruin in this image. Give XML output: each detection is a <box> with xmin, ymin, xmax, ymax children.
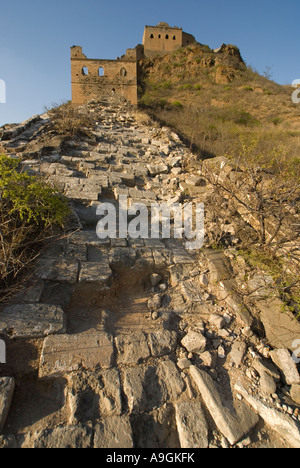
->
<box><xmin>0</xmin><ymin>23</ymin><xmax>300</xmax><ymax>449</ymax></box>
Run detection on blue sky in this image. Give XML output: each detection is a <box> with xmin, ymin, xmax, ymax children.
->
<box><xmin>0</xmin><ymin>0</ymin><xmax>299</xmax><ymax>126</ymax></box>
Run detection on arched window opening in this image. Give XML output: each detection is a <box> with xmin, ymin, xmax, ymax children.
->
<box><xmin>165</xmin><ymin>35</ymin><xmax>169</xmax><ymax>39</ymax></box>
<box><xmin>150</xmin><ymin>34</ymin><xmax>154</xmax><ymax>39</ymax></box>
<box><xmin>173</xmin><ymin>36</ymin><xmax>176</xmax><ymax>40</ymax></box>
<box><xmin>120</xmin><ymin>67</ymin><xmax>127</xmax><ymax>77</ymax></box>
<box><xmin>98</xmin><ymin>67</ymin><xmax>104</xmax><ymax>77</ymax></box>
<box><xmin>158</xmin><ymin>34</ymin><xmax>161</xmax><ymax>39</ymax></box>
<box><xmin>82</xmin><ymin>66</ymin><xmax>88</xmax><ymax>76</ymax></box>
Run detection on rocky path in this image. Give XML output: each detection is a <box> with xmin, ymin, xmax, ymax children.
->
<box><xmin>0</xmin><ymin>97</ymin><xmax>299</xmax><ymax>448</ymax></box>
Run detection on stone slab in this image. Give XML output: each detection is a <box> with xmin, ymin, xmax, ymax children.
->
<box><xmin>123</xmin><ymin>359</ymin><xmax>185</xmax><ymax>413</ymax></box>
<box><xmin>93</xmin><ymin>416</ymin><xmax>134</xmax><ymax>448</ymax></box>
<box><xmin>175</xmin><ymin>401</ymin><xmax>209</xmax><ymax>448</ymax></box>
<box><xmin>0</xmin><ymin>304</ymin><xmax>66</xmax><ymax>339</ymax></box>
<box><xmin>190</xmin><ymin>366</ymin><xmax>259</xmax><ymax>446</ymax></box>
<box><xmin>39</xmin><ymin>332</ymin><xmax>114</xmax><ymax>378</ymax></box>
<box><xmin>30</xmin><ymin>425</ymin><xmax>93</xmax><ymax>448</ymax></box>
<box><xmin>0</xmin><ymin>377</ymin><xmax>15</xmax><ymax>430</ymax></box>
<box><xmin>115</xmin><ymin>332</ymin><xmax>150</xmax><ymax>366</ymax></box>
<box><xmin>235</xmin><ymin>382</ymin><xmax>300</xmax><ymax>448</ymax></box>
<box><xmin>79</xmin><ymin>262</ymin><xmax>112</xmax><ymax>284</ymax></box>
<box><xmin>35</xmin><ymin>258</ymin><xmax>79</xmax><ymax>284</ymax></box>
<box><xmin>147</xmin><ymin>330</ymin><xmax>178</xmax><ymax>358</ymax></box>
<box><xmin>257</xmin><ymin>299</ymin><xmax>300</xmax><ymax>351</ymax></box>
<box><xmin>270</xmin><ymin>349</ymin><xmax>300</xmax><ymax>385</ymax></box>
<box><xmin>181</xmin><ymin>330</ymin><xmax>207</xmax><ymax>354</ymax></box>
<box><xmin>68</xmin><ymin>369</ymin><xmax>122</xmax><ymax>424</ymax></box>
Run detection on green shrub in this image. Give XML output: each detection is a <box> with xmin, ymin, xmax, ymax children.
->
<box><xmin>0</xmin><ymin>155</ymin><xmax>70</xmax><ymax>300</ymax></box>
<box><xmin>172</xmin><ymin>100</ymin><xmax>183</xmax><ymax>109</ymax></box>
<box><xmin>0</xmin><ymin>155</ymin><xmax>70</xmax><ymax>227</ymax></box>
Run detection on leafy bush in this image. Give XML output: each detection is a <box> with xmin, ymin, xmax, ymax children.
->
<box><xmin>0</xmin><ymin>155</ymin><xmax>70</xmax><ymax>300</ymax></box>
<box><xmin>0</xmin><ymin>155</ymin><xmax>70</xmax><ymax>227</ymax></box>
<box><xmin>172</xmin><ymin>100</ymin><xmax>183</xmax><ymax>109</ymax></box>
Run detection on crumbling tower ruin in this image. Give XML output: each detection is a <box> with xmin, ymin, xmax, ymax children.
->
<box><xmin>71</xmin><ymin>23</ymin><xmax>196</xmax><ymax>107</ymax></box>
<box><xmin>70</xmin><ymin>46</ymin><xmax>142</xmax><ymax>107</ymax></box>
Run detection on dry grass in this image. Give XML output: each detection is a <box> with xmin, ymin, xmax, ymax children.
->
<box><xmin>139</xmin><ymin>45</ymin><xmax>300</xmax><ymax>173</ymax></box>
<box><xmin>46</xmin><ymin>101</ymin><xmax>95</xmax><ymax>137</ymax></box>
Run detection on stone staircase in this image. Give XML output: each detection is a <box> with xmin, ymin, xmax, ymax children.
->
<box><xmin>0</xmin><ymin>97</ymin><xmax>299</xmax><ymax>448</ymax></box>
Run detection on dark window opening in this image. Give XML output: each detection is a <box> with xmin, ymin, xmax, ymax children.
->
<box><xmin>158</xmin><ymin>34</ymin><xmax>161</xmax><ymax>38</ymax></box>
<box><xmin>150</xmin><ymin>34</ymin><xmax>154</xmax><ymax>39</ymax></box>
<box><xmin>173</xmin><ymin>36</ymin><xmax>176</xmax><ymax>40</ymax></box>
<box><xmin>82</xmin><ymin>66</ymin><xmax>88</xmax><ymax>76</ymax></box>
<box><xmin>98</xmin><ymin>67</ymin><xmax>104</xmax><ymax>77</ymax></box>
<box><xmin>166</xmin><ymin>35</ymin><xmax>169</xmax><ymax>39</ymax></box>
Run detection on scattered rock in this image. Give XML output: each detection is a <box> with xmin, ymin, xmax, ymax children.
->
<box><xmin>257</xmin><ymin>299</ymin><xmax>300</xmax><ymax>352</ymax></box>
<box><xmin>181</xmin><ymin>330</ymin><xmax>207</xmax><ymax>354</ymax></box>
<box><xmin>259</xmin><ymin>372</ymin><xmax>277</xmax><ymax>396</ymax></box>
<box><xmin>148</xmin><ymin>330</ymin><xmax>177</xmax><ymax>358</ymax></box>
<box><xmin>177</xmin><ymin>358</ymin><xmax>192</xmax><ymax>370</ymax></box>
<box><xmin>270</xmin><ymin>349</ymin><xmax>300</xmax><ymax>385</ymax></box>
<box><xmin>147</xmin><ymin>294</ymin><xmax>162</xmax><ymax>311</ymax></box>
<box><xmin>229</xmin><ymin>341</ymin><xmax>247</xmax><ymax>367</ymax></box>
<box><xmin>209</xmin><ymin>314</ymin><xmax>226</xmax><ymax>329</ymax></box>
<box><xmin>235</xmin><ymin>382</ymin><xmax>300</xmax><ymax>448</ymax></box>
<box><xmin>150</xmin><ymin>273</ymin><xmax>162</xmax><ymax>287</ymax></box>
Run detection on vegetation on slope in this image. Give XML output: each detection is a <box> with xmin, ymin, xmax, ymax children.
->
<box><xmin>138</xmin><ymin>42</ymin><xmax>300</xmax><ymax>317</ymax></box>
<box><xmin>0</xmin><ymin>155</ymin><xmax>70</xmax><ymax>302</ymax></box>
<box><xmin>138</xmin><ymin>42</ymin><xmax>300</xmax><ymax>174</ymax></box>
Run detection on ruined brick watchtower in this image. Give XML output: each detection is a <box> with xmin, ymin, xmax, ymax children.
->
<box><xmin>70</xmin><ymin>45</ymin><xmax>142</xmax><ymax>107</ymax></box>
<box><xmin>71</xmin><ymin>23</ymin><xmax>196</xmax><ymax>107</ymax></box>
<box><xmin>143</xmin><ymin>22</ymin><xmax>195</xmax><ymax>58</ymax></box>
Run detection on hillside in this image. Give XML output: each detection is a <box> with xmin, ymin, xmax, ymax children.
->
<box><xmin>138</xmin><ymin>42</ymin><xmax>300</xmax><ymax>170</ymax></box>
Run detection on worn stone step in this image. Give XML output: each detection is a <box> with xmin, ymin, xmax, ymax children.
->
<box><xmin>0</xmin><ymin>304</ymin><xmax>66</xmax><ymax>339</ymax></box>
<box><xmin>39</xmin><ymin>331</ymin><xmax>114</xmax><ymax>378</ymax></box>
<box><xmin>123</xmin><ymin>358</ymin><xmax>185</xmax><ymax>413</ymax></box>
<box><xmin>93</xmin><ymin>416</ymin><xmax>134</xmax><ymax>448</ymax></box>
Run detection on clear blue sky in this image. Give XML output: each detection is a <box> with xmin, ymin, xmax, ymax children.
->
<box><xmin>0</xmin><ymin>0</ymin><xmax>299</xmax><ymax>126</ymax></box>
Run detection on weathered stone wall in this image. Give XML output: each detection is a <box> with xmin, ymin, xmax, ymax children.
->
<box><xmin>70</xmin><ymin>23</ymin><xmax>196</xmax><ymax>105</ymax></box>
<box><xmin>71</xmin><ymin>47</ymin><xmax>138</xmax><ymax>106</ymax></box>
<box><xmin>143</xmin><ymin>22</ymin><xmax>195</xmax><ymax>57</ymax></box>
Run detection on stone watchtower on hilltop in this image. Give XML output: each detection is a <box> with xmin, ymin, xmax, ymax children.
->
<box><xmin>143</xmin><ymin>22</ymin><xmax>195</xmax><ymax>58</ymax></box>
<box><xmin>71</xmin><ymin>23</ymin><xmax>196</xmax><ymax>107</ymax></box>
